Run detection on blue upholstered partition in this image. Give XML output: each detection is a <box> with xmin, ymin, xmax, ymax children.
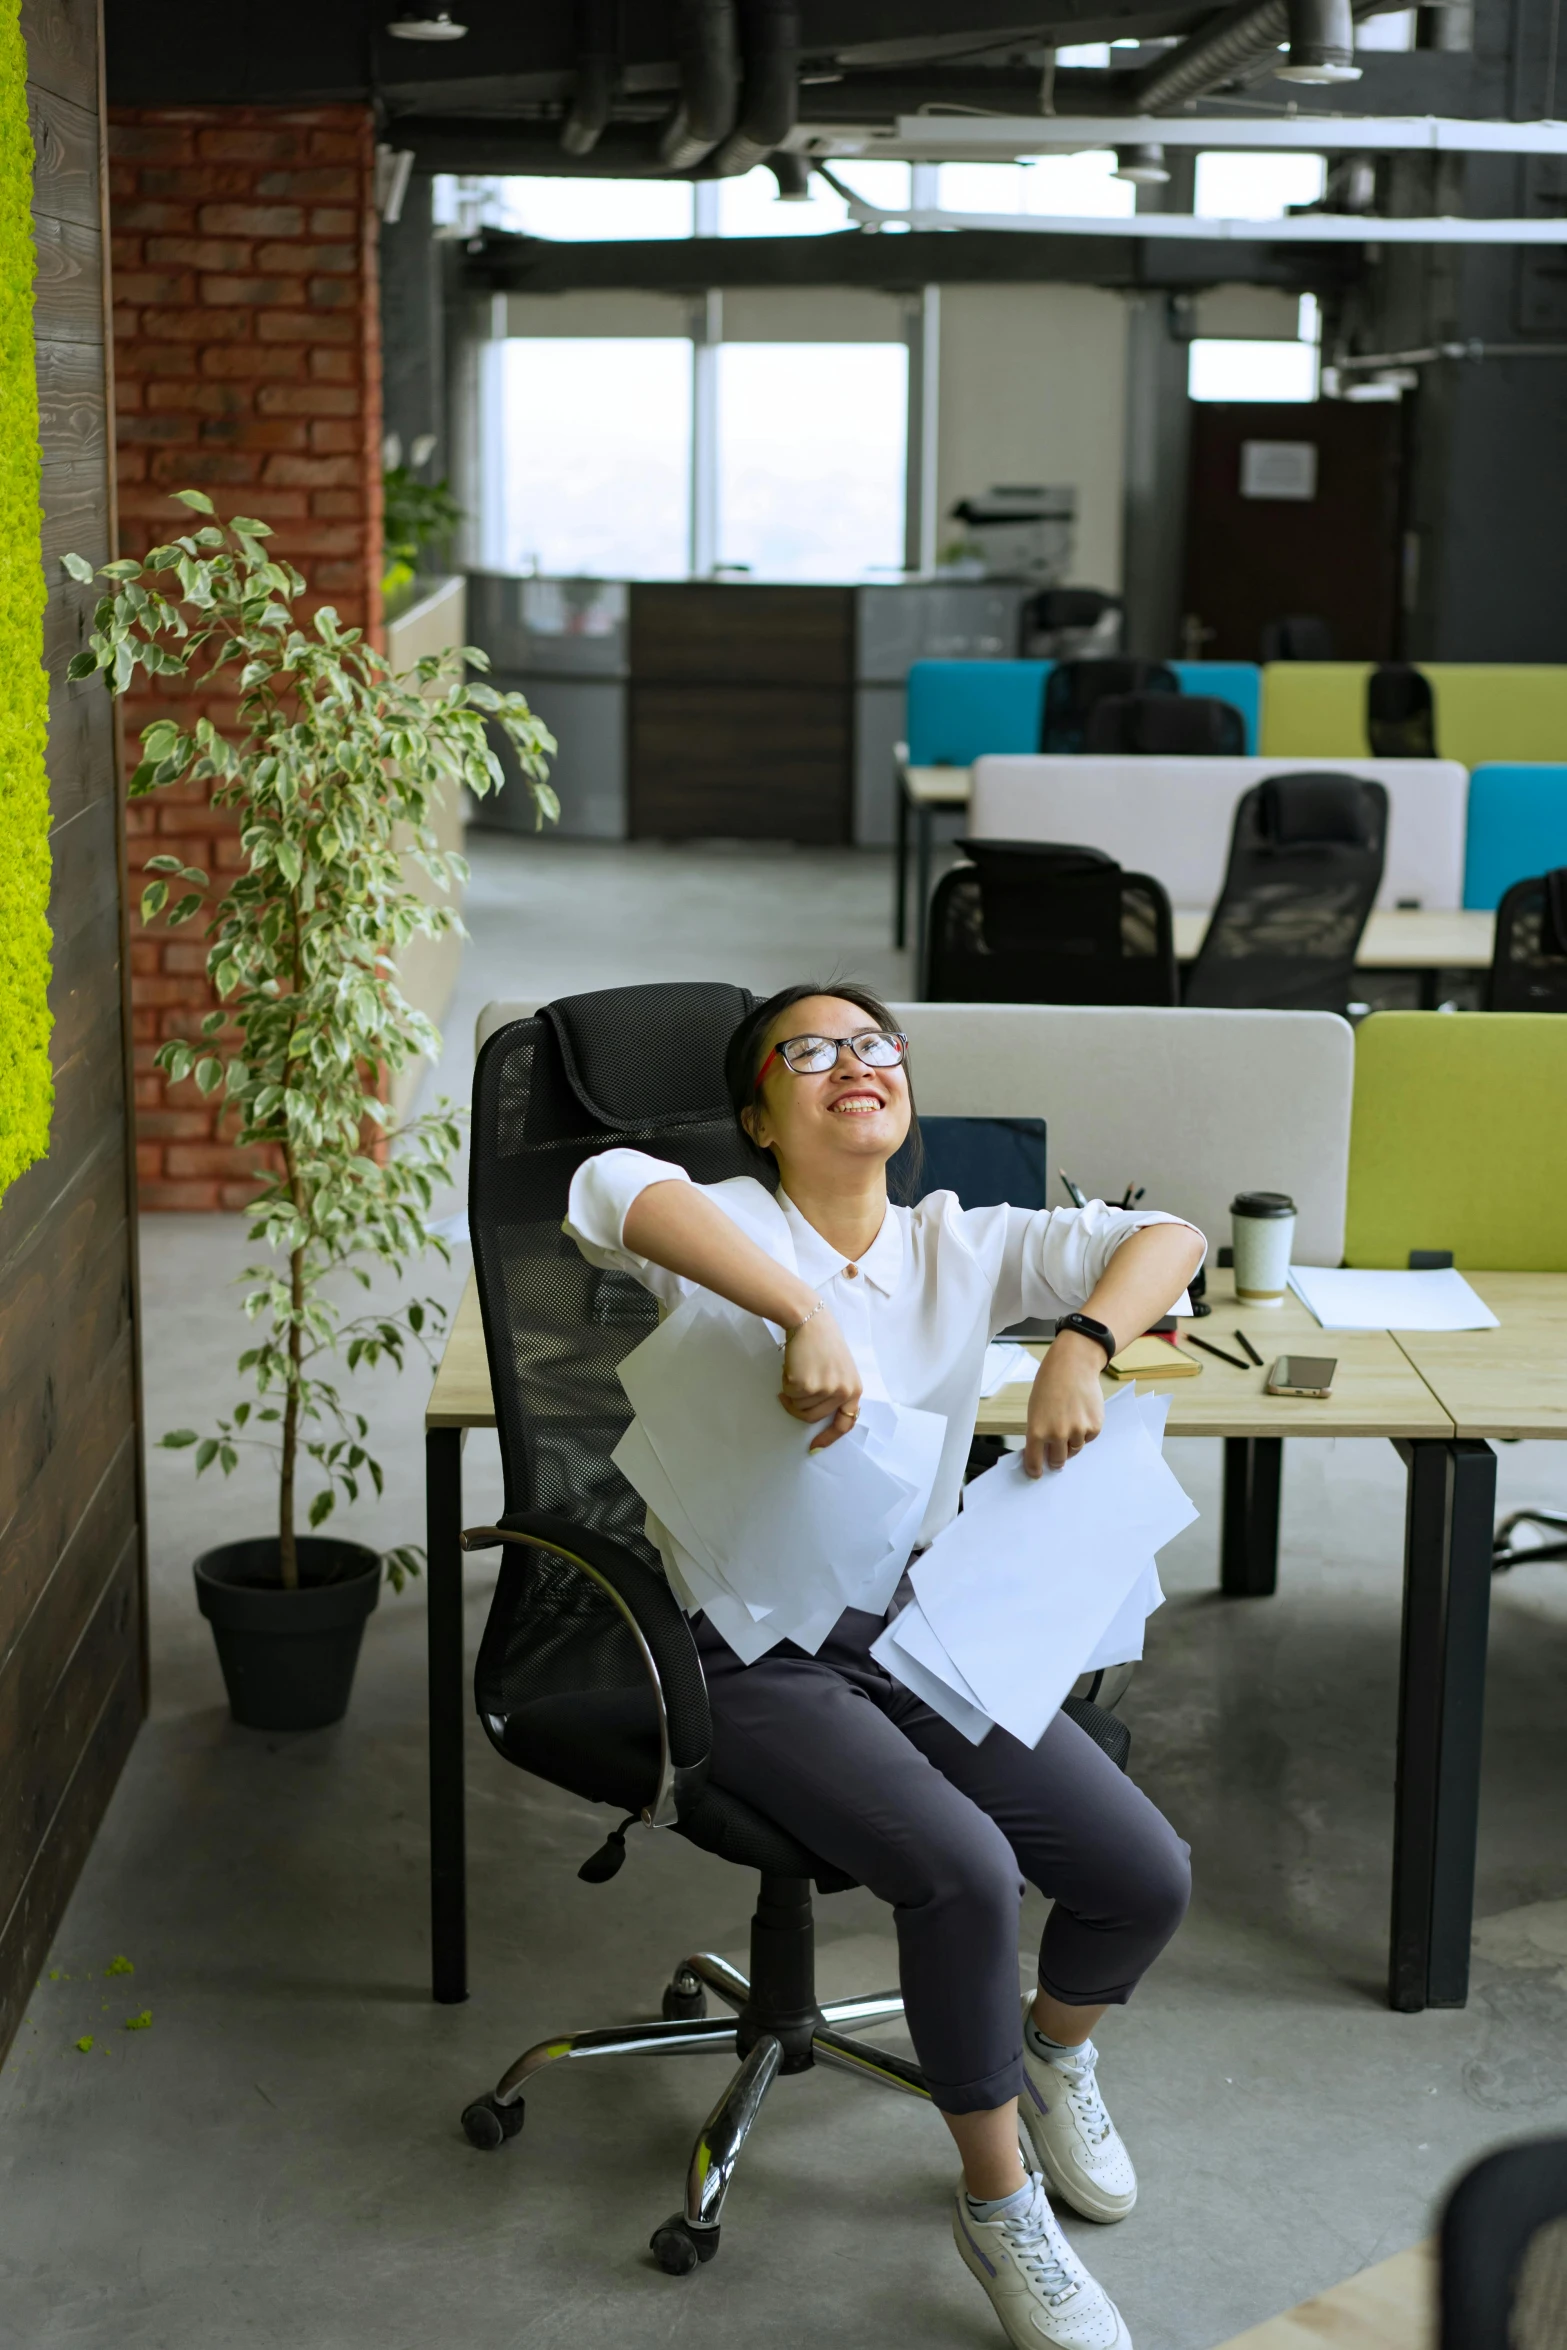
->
<box><xmin>1463</xmin><ymin>763</ymin><xmax>1567</xmax><ymax>908</ymax></box>
<box><xmin>906</xmin><ymin>657</ymin><xmax>1261</xmax><ymax>765</ymax></box>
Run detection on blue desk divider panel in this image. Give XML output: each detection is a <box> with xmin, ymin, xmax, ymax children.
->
<box><xmin>1170</xmin><ymin>662</ymin><xmax>1261</xmax><ymax>752</ymax></box>
<box><xmin>1463</xmin><ymin>763</ymin><xmax>1567</xmax><ymax>909</ymax></box>
<box><xmin>906</xmin><ymin>660</ymin><xmax>1051</xmax><ymax>766</ymax></box>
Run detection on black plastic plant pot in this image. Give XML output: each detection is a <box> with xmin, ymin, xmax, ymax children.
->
<box><xmin>194</xmin><ymin>1537</ymin><xmax>382</xmax><ymax>1731</ymax></box>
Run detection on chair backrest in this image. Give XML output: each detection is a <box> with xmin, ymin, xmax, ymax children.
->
<box><xmin>926</xmin><ymin>839</ymin><xmax>1178</xmax><ymax>1007</ymax></box>
<box><xmin>1367</xmin><ymin>662</ymin><xmax>1438</xmax><ymax>758</ymax></box>
<box><xmin>468</xmin><ymin>980</ymin><xmax>763</xmax><ymax>1543</ymax></box>
<box><xmin>1184</xmin><ymin>773</ymin><xmax>1388</xmax><ymax>1013</ymax></box>
<box><xmin>1441</xmin><ymin>2137</ymin><xmax>1567</xmax><ymax>2350</ymax></box>
<box><xmin>1040</xmin><ymin>659</ymin><xmax>1178</xmax><ymax>753</ymax></box>
<box><xmin>891</xmin><ymin>1002</ymin><xmax>1353</xmax><ymax>1265</ymax></box>
<box><xmin>1488</xmin><ymin>867</ymin><xmax>1567</xmax><ymax>1011</ymax></box>
<box><xmin>1260</xmin><ymin>614</ymin><xmax>1336</xmax><ymax>662</ymax></box>
<box><xmin>969</xmin><ymin>753</ymin><xmax>1467</xmax><ymax>913</ymax></box>
<box><xmin>1345</xmin><ymin>1011</ymin><xmax>1567</xmax><ymax>1269</ymax></box>
<box><xmin>1463</xmin><ymin>763</ymin><xmax>1567</xmax><ymax>909</ymax></box>
<box><xmin>1084</xmin><ymin>692</ymin><xmax>1246</xmax><ymax>757</ymax></box>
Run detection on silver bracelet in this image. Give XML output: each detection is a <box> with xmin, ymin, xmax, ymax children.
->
<box><xmin>779</xmin><ymin>1298</ymin><xmax>826</xmax><ymax>1351</ymax></box>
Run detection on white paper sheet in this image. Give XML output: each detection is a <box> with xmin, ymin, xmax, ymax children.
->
<box><xmin>980</xmin><ymin>1341</ymin><xmax>1040</xmax><ymax>1397</ymax></box>
<box><xmin>909</xmin><ymin>1386</ymin><xmax>1197</xmax><ymax>1749</ymax></box>
<box><xmin>871</xmin><ymin>1600</ymin><xmax>995</xmax><ymax>1746</ymax></box>
<box><xmin>1287</xmin><ymin>1265</ymin><xmax>1500</xmax><ymax>1332</ymax></box>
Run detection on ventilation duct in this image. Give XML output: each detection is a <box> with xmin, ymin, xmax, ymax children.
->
<box><xmin>659</xmin><ymin>0</ymin><xmax>740</xmax><ymax>170</ymax></box>
<box><xmin>559</xmin><ymin>0</ymin><xmax>618</xmax><ymax>156</ymax></box>
<box><xmin>710</xmin><ymin>0</ymin><xmax>800</xmax><ymax>177</ymax></box>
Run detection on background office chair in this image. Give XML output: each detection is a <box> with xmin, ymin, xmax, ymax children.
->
<box><xmin>1083</xmin><ymin>691</ymin><xmax>1246</xmax><ymax>756</ymax></box>
<box><xmin>1040</xmin><ymin>657</ymin><xmax>1178</xmax><ymax>752</ymax></box>
<box><xmin>1486</xmin><ymin>866</ymin><xmax>1567</xmax><ymax>1011</ymax></box>
<box><xmin>1367</xmin><ymin>662</ymin><xmax>1438</xmax><ymax>758</ymax></box>
<box><xmin>1441</xmin><ymin>2137</ymin><xmax>1567</xmax><ymax>2348</ymax></box>
<box><xmin>1018</xmin><ymin>585</ymin><xmax>1122</xmax><ymax>661</ymax></box>
<box><xmin>456</xmin><ymin>982</ymin><xmax>1128</xmax><ymax>2275</ymax></box>
<box><xmin>926</xmin><ymin>839</ymin><xmax>1179</xmax><ymax>1007</ymax></box>
<box><xmin>1259</xmin><ymin>614</ymin><xmax>1335</xmax><ymax>661</ymax></box>
<box><xmin>1184</xmin><ymin>773</ymin><xmax>1387</xmax><ymax>1014</ymax></box>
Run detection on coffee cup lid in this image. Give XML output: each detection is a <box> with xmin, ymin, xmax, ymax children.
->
<box><xmin>1231</xmin><ymin>1190</ymin><xmax>1296</xmax><ymax>1218</ymax></box>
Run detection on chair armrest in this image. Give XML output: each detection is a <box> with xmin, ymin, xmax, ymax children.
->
<box><xmin>460</xmin><ymin>1509</ymin><xmax>710</xmax><ymax>1829</ymax></box>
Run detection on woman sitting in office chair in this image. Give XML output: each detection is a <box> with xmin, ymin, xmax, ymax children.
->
<box><xmin>565</xmin><ymin>982</ymin><xmax>1204</xmax><ymax>2350</ymax></box>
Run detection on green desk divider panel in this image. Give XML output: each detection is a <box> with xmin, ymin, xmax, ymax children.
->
<box><xmin>1346</xmin><ymin>1012</ymin><xmax>1567</xmax><ymax>1271</ymax></box>
<box><xmin>0</xmin><ymin>0</ymin><xmax>52</xmax><ymax>1198</ymax></box>
<box><xmin>1259</xmin><ymin>663</ymin><xmax>1372</xmax><ymax>757</ymax></box>
<box><xmin>1423</xmin><ymin>665</ymin><xmax>1567</xmax><ymax>770</ymax></box>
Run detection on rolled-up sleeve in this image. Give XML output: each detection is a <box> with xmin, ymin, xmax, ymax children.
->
<box><xmin>972</xmin><ymin>1199</ymin><xmax>1206</xmax><ymax>1332</ymax></box>
<box><xmin>564</xmin><ymin>1147</ymin><xmax>691</xmax><ymax>1267</ymax></box>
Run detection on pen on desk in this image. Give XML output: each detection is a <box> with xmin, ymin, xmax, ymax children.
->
<box><xmin>1232</xmin><ymin>1328</ymin><xmax>1265</xmax><ymax>1368</ymax></box>
<box><xmin>1060</xmin><ymin>1169</ymin><xmax>1088</xmax><ymax>1208</ymax></box>
<box><xmin>1186</xmin><ymin>1334</ymin><xmax>1251</xmax><ymax>1372</ymax></box>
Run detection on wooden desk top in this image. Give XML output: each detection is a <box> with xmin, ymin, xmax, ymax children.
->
<box><xmin>1209</xmin><ymin>2243</ymin><xmax>1433</xmax><ymax>2350</ymax></box>
<box><xmin>427</xmin><ymin>1274</ymin><xmax>496</xmax><ymax>1431</ymax></box>
<box><xmin>903</xmin><ymin>764</ymin><xmax>973</xmax><ymax>807</ymax></box>
<box><xmin>1173</xmin><ymin>907</ymin><xmax>1493</xmax><ymax>972</ymax></box>
<box><xmin>974</xmin><ymin>1271</ymin><xmax>1453</xmax><ymax>1443</ymax></box>
<box><xmin>1390</xmin><ymin>1270</ymin><xmax>1567</xmax><ymax>1441</ymax></box>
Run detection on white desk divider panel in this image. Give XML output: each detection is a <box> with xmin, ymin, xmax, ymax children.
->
<box><xmin>968</xmin><ymin>755</ymin><xmax>1469</xmax><ymax>913</ymax></box>
<box><xmin>891</xmin><ymin>1002</ymin><xmax>1352</xmax><ymax>1267</ymax></box>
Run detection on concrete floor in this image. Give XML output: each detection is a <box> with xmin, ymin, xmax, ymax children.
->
<box><xmin>4</xmin><ymin>837</ymin><xmax>1567</xmax><ymax>2350</ymax></box>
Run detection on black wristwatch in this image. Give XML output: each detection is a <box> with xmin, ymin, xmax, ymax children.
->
<box><xmin>1054</xmin><ymin>1312</ymin><xmax>1118</xmax><ymax>1365</ymax></box>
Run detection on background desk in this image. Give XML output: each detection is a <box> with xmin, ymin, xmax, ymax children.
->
<box><xmin>423</xmin><ymin>1271</ymin><xmax>1501</xmax><ymax>2020</ymax></box>
<box><xmin>1209</xmin><ymin>2243</ymin><xmax>1433</xmax><ymax>2350</ymax></box>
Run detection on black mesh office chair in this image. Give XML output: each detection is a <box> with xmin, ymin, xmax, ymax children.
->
<box><xmin>1019</xmin><ymin>586</ymin><xmax>1122</xmax><ymax>661</ymax></box>
<box><xmin>926</xmin><ymin>840</ymin><xmax>1178</xmax><ymax>1007</ymax></box>
<box><xmin>1441</xmin><ymin>2137</ymin><xmax>1567</xmax><ymax>2347</ymax></box>
<box><xmin>1367</xmin><ymin>662</ymin><xmax>1438</xmax><ymax>759</ymax></box>
<box><xmin>456</xmin><ymin>982</ymin><xmax>927</xmax><ymax>2275</ymax></box>
<box><xmin>1184</xmin><ymin>773</ymin><xmax>1387</xmax><ymax>1013</ymax></box>
<box><xmin>1259</xmin><ymin>614</ymin><xmax>1335</xmax><ymax>662</ymax></box>
<box><xmin>1040</xmin><ymin>658</ymin><xmax>1178</xmax><ymax>753</ymax></box>
<box><xmin>1084</xmin><ymin>692</ymin><xmax>1246</xmax><ymax>757</ymax></box>
<box><xmin>1487</xmin><ymin>867</ymin><xmax>1567</xmax><ymax>1011</ymax></box>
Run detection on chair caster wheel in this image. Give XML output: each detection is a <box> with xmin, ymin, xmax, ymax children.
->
<box><xmin>661</xmin><ymin>1978</ymin><xmax>707</xmax><ymax>2021</ymax></box>
<box><xmin>461</xmin><ymin>2093</ymin><xmax>524</xmax><ymax>2150</ymax></box>
<box><xmin>650</xmin><ymin>2215</ymin><xmax>719</xmax><ymax>2275</ymax></box>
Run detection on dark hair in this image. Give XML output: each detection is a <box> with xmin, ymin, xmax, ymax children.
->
<box><xmin>723</xmin><ymin>981</ymin><xmax>923</xmax><ymax>1198</ymax></box>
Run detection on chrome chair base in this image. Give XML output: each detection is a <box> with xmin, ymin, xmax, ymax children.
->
<box><xmin>460</xmin><ymin>1940</ymin><xmax>926</xmax><ymax>2274</ymax></box>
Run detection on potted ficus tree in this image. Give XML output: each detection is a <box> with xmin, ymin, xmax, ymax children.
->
<box><xmin>65</xmin><ymin>492</ymin><xmax>555</xmax><ymax>1731</ymax></box>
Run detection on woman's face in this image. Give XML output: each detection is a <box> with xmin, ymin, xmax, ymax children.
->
<box><xmin>743</xmin><ymin>995</ymin><xmax>912</xmax><ymax>1179</ymax></box>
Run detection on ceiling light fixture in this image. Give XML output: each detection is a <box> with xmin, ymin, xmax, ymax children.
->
<box><xmin>1276</xmin><ymin>0</ymin><xmax>1362</xmax><ymax>83</ymax></box>
<box><xmin>387</xmin><ymin>9</ymin><xmax>468</xmax><ymax>39</ymax></box>
<box><xmin>1114</xmin><ymin>142</ymin><xmax>1170</xmax><ymax>184</ymax></box>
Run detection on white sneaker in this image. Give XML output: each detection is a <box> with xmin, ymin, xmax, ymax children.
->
<box><xmin>1019</xmin><ymin>2007</ymin><xmax>1138</xmax><ymax>2224</ymax></box>
<box><xmin>952</xmin><ymin>2170</ymin><xmax>1133</xmax><ymax>2350</ymax></box>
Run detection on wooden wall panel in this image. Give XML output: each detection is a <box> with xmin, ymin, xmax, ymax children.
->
<box><xmin>0</xmin><ymin>0</ymin><xmax>145</xmax><ymax>2073</ymax></box>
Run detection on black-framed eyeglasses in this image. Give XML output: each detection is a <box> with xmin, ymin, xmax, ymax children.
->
<box><xmin>755</xmin><ymin>1029</ymin><xmax>910</xmax><ymax>1084</ymax></box>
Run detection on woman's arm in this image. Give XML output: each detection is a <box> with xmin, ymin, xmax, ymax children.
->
<box><xmin>623</xmin><ymin>1180</ymin><xmax>864</xmax><ymax>1447</ymax></box>
<box><xmin>1023</xmin><ymin>1221</ymin><xmax>1206</xmax><ymax>1477</ymax></box>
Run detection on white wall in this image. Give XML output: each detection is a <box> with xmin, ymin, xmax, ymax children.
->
<box><xmin>936</xmin><ymin>283</ymin><xmax>1129</xmax><ymax>592</ymax></box>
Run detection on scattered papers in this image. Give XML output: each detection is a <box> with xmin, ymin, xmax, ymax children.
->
<box><xmin>981</xmin><ymin>1341</ymin><xmax>1040</xmax><ymax>1396</ymax></box>
<box><xmin>1288</xmin><ymin>1265</ymin><xmax>1499</xmax><ymax>1332</ymax></box>
<box><xmin>612</xmin><ymin>1294</ymin><xmax>946</xmax><ymax>1659</ymax></box>
<box><xmin>871</xmin><ymin>1389</ymin><xmax>1196</xmax><ymax>1750</ymax></box>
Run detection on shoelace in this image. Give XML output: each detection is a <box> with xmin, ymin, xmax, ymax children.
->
<box><xmin>1056</xmin><ymin>2042</ymin><xmax>1112</xmax><ymax>2148</ymax></box>
<box><xmin>1000</xmin><ymin>2185</ymin><xmax>1080</xmax><ymax>2306</ymax></box>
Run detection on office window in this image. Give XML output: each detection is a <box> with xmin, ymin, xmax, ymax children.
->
<box><xmin>450</xmin><ymin>174</ymin><xmax>694</xmax><ymax>240</ymax></box>
<box><xmin>938</xmin><ymin>156</ymin><xmax>1137</xmax><ymax>219</ymax></box>
<box><xmin>1194</xmin><ymin>151</ymin><xmax>1328</xmax><ymax>219</ymax></box>
<box><xmin>716</xmin><ymin>161</ymin><xmax>911</xmax><ymax>234</ymax></box>
<box><xmin>492</xmin><ymin>338</ymin><xmax>691</xmax><ymax>575</ymax></box>
<box><xmin>715</xmin><ymin>343</ymin><xmax>907</xmax><ymax>580</ymax></box>
<box><xmin>1188</xmin><ymin>339</ymin><xmax>1321</xmax><ymax>401</ymax></box>
<box><xmin>1356</xmin><ymin>7</ymin><xmax>1415</xmax><ymax>42</ymax></box>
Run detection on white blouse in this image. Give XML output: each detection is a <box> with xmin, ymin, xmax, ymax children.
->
<box><xmin>565</xmin><ymin>1149</ymin><xmax>1205</xmax><ymax>1574</ymax></box>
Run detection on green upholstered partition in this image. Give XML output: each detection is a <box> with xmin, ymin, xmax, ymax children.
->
<box><xmin>1345</xmin><ymin>1012</ymin><xmax>1567</xmax><ymax>1271</ymax></box>
<box><xmin>1422</xmin><ymin>666</ymin><xmax>1567</xmax><ymax>769</ymax></box>
<box><xmin>1259</xmin><ymin>663</ymin><xmax>1372</xmax><ymax>757</ymax></box>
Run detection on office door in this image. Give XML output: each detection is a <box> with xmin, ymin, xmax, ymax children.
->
<box><xmin>1183</xmin><ymin>401</ymin><xmax>1403</xmax><ymax>660</ymax></box>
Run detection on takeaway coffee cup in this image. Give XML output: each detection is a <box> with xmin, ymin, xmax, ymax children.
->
<box><xmin>1230</xmin><ymin>1191</ymin><xmax>1297</xmax><ymax>1307</ymax></box>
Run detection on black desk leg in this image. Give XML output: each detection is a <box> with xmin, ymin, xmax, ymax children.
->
<box><xmin>426</xmin><ymin>1426</ymin><xmax>469</xmax><ymax>2005</ymax></box>
<box><xmin>894</xmin><ymin>781</ymin><xmax>909</xmax><ymax>950</ymax></box>
<box><xmin>913</xmin><ymin>803</ymin><xmax>934</xmax><ymax>989</ymax></box>
<box><xmin>1388</xmin><ymin>1437</ymin><xmax>1497</xmax><ymax>2013</ymax></box>
<box><xmin>1221</xmin><ymin>1437</ymin><xmax>1283</xmax><ymax>1597</ymax></box>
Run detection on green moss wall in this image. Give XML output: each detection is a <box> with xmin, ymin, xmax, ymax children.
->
<box><xmin>0</xmin><ymin>0</ymin><xmax>51</xmax><ymax>1197</ymax></box>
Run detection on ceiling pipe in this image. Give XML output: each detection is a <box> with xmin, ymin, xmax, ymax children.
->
<box><xmin>709</xmin><ymin>0</ymin><xmax>800</xmax><ymax>177</ymax></box>
<box><xmin>1108</xmin><ymin>0</ymin><xmax>1381</xmax><ymax>112</ymax></box>
<box><xmin>559</xmin><ymin>0</ymin><xmax>619</xmax><ymax>157</ymax></box>
<box><xmin>659</xmin><ymin>0</ymin><xmax>740</xmax><ymax>170</ymax></box>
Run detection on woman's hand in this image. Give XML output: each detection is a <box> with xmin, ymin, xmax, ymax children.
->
<box><xmin>780</xmin><ymin>1305</ymin><xmax>863</xmax><ymax>1450</ymax></box>
<box><xmin>1023</xmin><ymin>1332</ymin><xmax>1107</xmax><ymax>1476</ymax></box>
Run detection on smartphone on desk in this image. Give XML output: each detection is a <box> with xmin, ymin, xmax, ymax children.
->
<box><xmin>1267</xmin><ymin>1354</ymin><xmax>1338</xmax><ymax>1399</ymax></box>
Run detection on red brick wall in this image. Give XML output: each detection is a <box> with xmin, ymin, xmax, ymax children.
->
<box><xmin>110</xmin><ymin>106</ymin><xmax>384</xmax><ymax>1208</ymax></box>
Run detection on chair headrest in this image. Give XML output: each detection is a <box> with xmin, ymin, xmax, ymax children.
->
<box><xmin>541</xmin><ymin>981</ymin><xmax>758</xmax><ymax>1131</ymax></box>
<box><xmin>1258</xmin><ymin>773</ymin><xmax>1384</xmax><ymax>847</ymax></box>
<box><xmin>959</xmin><ymin>838</ymin><xmax>1120</xmax><ymax>874</ymax></box>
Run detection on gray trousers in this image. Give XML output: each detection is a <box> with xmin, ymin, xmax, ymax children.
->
<box><xmin>693</xmin><ymin>1605</ymin><xmax>1192</xmax><ymax>2116</ymax></box>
